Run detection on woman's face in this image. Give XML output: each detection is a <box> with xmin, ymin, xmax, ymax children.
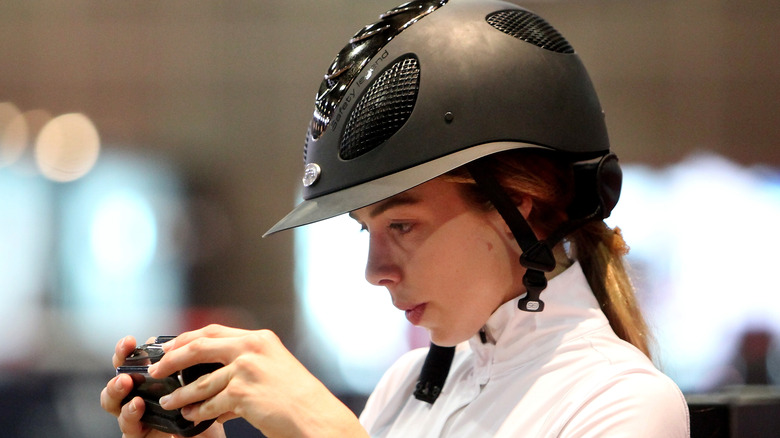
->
<box><xmin>350</xmin><ymin>177</ymin><xmax>527</xmax><ymax>346</ymax></box>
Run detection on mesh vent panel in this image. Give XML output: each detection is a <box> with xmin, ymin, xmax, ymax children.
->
<box><xmin>487</xmin><ymin>10</ymin><xmax>574</xmax><ymax>54</ymax></box>
<box><xmin>339</xmin><ymin>56</ymin><xmax>420</xmax><ymax>160</ymax></box>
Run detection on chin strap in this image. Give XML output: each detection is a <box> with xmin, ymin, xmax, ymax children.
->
<box><xmin>413</xmin><ymin>343</ymin><xmax>456</xmax><ymax>403</ymax></box>
<box><xmin>465</xmin><ymin>160</ymin><xmax>556</xmax><ymax>312</ymax></box>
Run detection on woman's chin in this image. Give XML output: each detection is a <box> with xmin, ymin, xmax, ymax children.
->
<box><xmin>428</xmin><ymin>331</ymin><xmax>467</xmax><ymax>348</ymax></box>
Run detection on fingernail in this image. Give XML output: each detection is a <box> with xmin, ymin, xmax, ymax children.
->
<box><xmin>147</xmin><ymin>363</ymin><xmax>157</xmax><ymax>375</ymax></box>
<box><xmin>115</xmin><ymin>377</ymin><xmax>124</xmax><ymax>390</ymax></box>
<box><xmin>129</xmin><ymin>399</ymin><xmax>137</xmax><ymax>413</ymax></box>
<box><xmin>162</xmin><ymin>339</ymin><xmax>175</xmax><ymax>351</ymax></box>
<box><xmin>180</xmin><ymin>405</ymin><xmax>192</xmax><ymax>419</ymax></box>
<box><xmin>159</xmin><ymin>395</ymin><xmax>170</xmax><ymax>408</ymax></box>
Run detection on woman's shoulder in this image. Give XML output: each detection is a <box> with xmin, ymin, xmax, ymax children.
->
<box><xmin>550</xmin><ymin>365</ymin><xmax>690</xmax><ymax>437</ymax></box>
<box><xmin>528</xmin><ymin>329</ymin><xmax>690</xmax><ymax>436</ymax></box>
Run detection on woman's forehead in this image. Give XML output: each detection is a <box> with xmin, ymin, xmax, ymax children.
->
<box><xmin>348</xmin><ymin>178</ymin><xmax>458</xmax><ymax>221</ymax></box>
<box><xmin>348</xmin><ymin>192</ymin><xmax>422</xmax><ymax>222</ymax></box>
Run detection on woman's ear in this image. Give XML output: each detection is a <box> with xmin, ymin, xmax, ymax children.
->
<box><xmin>499</xmin><ymin>196</ymin><xmax>533</xmax><ymax>236</ymax></box>
<box><xmin>518</xmin><ymin>196</ymin><xmax>533</xmax><ymax>220</ymax></box>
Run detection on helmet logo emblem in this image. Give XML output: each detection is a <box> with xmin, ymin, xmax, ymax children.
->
<box><xmin>302</xmin><ymin>163</ymin><xmax>322</xmax><ymax>187</ymax></box>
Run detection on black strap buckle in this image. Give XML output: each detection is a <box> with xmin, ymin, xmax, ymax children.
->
<box><xmin>518</xmin><ymin>269</ymin><xmax>547</xmax><ymax>312</ymax></box>
<box><xmin>414</xmin><ymin>344</ymin><xmax>455</xmax><ymax>404</ymax></box>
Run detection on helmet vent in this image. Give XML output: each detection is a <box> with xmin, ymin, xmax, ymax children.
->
<box><xmin>486</xmin><ymin>10</ymin><xmax>574</xmax><ymax>54</ymax></box>
<box><xmin>303</xmin><ymin>126</ymin><xmax>311</xmax><ymax>162</ymax></box>
<box><xmin>339</xmin><ymin>55</ymin><xmax>420</xmax><ymax>160</ymax></box>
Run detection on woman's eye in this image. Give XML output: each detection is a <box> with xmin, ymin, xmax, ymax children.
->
<box><xmin>389</xmin><ymin>223</ymin><xmax>413</xmax><ymax>234</ymax></box>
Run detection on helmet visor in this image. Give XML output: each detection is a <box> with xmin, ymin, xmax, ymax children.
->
<box><xmin>264</xmin><ymin>141</ymin><xmax>543</xmax><ymax>236</ymax></box>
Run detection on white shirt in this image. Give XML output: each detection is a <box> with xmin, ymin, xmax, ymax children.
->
<box><xmin>359</xmin><ymin>262</ymin><xmax>690</xmax><ymax>437</ymax></box>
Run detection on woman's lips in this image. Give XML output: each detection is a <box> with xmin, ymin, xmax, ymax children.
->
<box><xmin>404</xmin><ymin>303</ymin><xmax>427</xmax><ymax>325</ymax></box>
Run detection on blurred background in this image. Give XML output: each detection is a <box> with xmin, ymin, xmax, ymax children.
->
<box><xmin>1</xmin><ymin>0</ymin><xmax>778</xmax><ymax>436</ymax></box>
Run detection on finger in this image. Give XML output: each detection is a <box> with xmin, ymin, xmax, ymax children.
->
<box><xmin>185</xmin><ymin>384</ymin><xmax>239</xmax><ymax>425</ymax></box>
<box><xmin>153</xmin><ymin>329</ymin><xmax>285</xmax><ymax>380</ymax></box>
<box><xmin>117</xmin><ymin>396</ymin><xmax>149</xmax><ymax>437</ymax></box>
<box><xmin>159</xmin><ymin>366</ymin><xmax>229</xmax><ymax>413</ymax></box>
<box><xmin>113</xmin><ymin>335</ymin><xmax>138</xmax><ymax>368</ymax></box>
<box><xmin>180</xmin><ymin>393</ymin><xmax>235</xmax><ymax>426</ymax></box>
<box><xmin>163</xmin><ymin>324</ymin><xmax>247</xmax><ymax>352</ymax></box>
<box><xmin>150</xmin><ymin>336</ymin><xmax>233</xmax><ymax>379</ymax></box>
<box><xmin>216</xmin><ymin>412</ymin><xmax>240</xmax><ymax>424</ymax></box>
<box><xmin>100</xmin><ymin>374</ymin><xmax>134</xmax><ymax>416</ymax></box>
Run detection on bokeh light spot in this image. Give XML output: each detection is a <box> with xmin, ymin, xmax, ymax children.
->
<box><xmin>35</xmin><ymin>113</ymin><xmax>100</xmax><ymax>182</ymax></box>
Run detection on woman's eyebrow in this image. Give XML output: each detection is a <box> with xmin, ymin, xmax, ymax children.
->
<box><xmin>349</xmin><ymin>193</ymin><xmax>421</xmax><ymax>220</ymax></box>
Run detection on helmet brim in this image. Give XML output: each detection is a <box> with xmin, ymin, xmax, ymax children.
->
<box><xmin>264</xmin><ymin>141</ymin><xmax>544</xmax><ymax>236</ymax></box>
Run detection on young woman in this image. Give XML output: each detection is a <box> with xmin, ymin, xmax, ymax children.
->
<box><xmin>101</xmin><ymin>1</ymin><xmax>690</xmax><ymax>436</ymax></box>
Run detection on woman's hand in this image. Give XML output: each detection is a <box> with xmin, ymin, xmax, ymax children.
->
<box><xmin>99</xmin><ymin>335</ymin><xmax>226</xmax><ymax>438</ymax></box>
<box><xmin>148</xmin><ymin>325</ymin><xmax>368</xmax><ymax>438</ymax></box>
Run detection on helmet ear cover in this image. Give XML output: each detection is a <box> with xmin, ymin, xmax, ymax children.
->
<box><xmin>567</xmin><ymin>153</ymin><xmax>622</xmax><ymax>222</ymax></box>
<box><xmin>541</xmin><ymin>153</ymin><xmax>622</xmax><ymax>250</ymax></box>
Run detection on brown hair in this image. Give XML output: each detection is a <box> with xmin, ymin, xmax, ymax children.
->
<box><xmin>444</xmin><ymin>149</ymin><xmax>652</xmax><ymax>358</ymax></box>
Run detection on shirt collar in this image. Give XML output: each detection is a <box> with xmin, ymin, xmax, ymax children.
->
<box><xmin>468</xmin><ymin>261</ymin><xmax>609</xmax><ymax>366</ymax></box>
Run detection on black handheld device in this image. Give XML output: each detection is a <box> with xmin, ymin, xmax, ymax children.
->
<box><xmin>116</xmin><ymin>336</ymin><xmax>222</xmax><ymax>437</ymax></box>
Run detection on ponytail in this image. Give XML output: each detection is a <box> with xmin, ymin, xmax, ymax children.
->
<box><xmin>571</xmin><ymin>222</ymin><xmax>652</xmax><ymax>358</ymax></box>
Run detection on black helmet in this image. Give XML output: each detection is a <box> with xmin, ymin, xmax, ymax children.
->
<box><xmin>265</xmin><ymin>0</ymin><xmax>616</xmax><ymax>236</ymax></box>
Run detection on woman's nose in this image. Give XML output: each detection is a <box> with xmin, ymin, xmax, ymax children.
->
<box><xmin>364</xmin><ymin>234</ymin><xmax>401</xmax><ymax>287</ymax></box>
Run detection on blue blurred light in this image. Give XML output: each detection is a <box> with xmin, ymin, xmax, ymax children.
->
<box><xmin>295</xmin><ymin>215</ymin><xmax>412</xmax><ymax>393</ymax></box>
<box><xmin>90</xmin><ymin>191</ymin><xmax>157</xmax><ymax>278</ymax></box>
<box><xmin>609</xmin><ymin>154</ymin><xmax>780</xmax><ymax>391</ymax></box>
<box><xmin>58</xmin><ymin>150</ymin><xmax>185</xmax><ymax>359</ymax></box>
<box><xmin>0</xmin><ymin>169</ymin><xmax>52</xmax><ymax>365</ymax></box>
